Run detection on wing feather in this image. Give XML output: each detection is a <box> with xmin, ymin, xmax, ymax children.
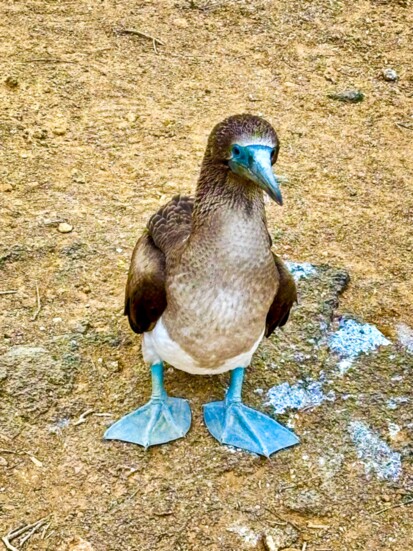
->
<box><xmin>265</xmin><ymin>254</ymin><xmax>297</xmax><ymax>337</ymax></box>
<box><xmin>124</xmin><ymin>195</ymin><xmax>194</xmax><ymax>334</ymax></box>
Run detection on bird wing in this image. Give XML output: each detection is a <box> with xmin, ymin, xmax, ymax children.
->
<box><xmin>265</xmin><ymin>253</ymin><xmax>297</xmax><ymax>337</ymax></box>
<box><xmin>147</xmin><ymin>195</ymin><xmax>194</xmax><ymax>256</ymax></box>
<box><xmin>124</xmin><ymin>195</ymin><xmax>194</xmax><ymax>334</ymax></box>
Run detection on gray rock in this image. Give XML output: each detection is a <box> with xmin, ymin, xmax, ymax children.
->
<box><xmin>328</xmin><ymin>89</ymin><xmax>364</xmax><ymax>103</ymax></box>
<box><xmin>284</xmin><ymin>489</ymin><xmax>328</xmax><ymax>515</ymax></box>
<box><xmin>72</xmin><ymin>321</ymin><xmax>90</xmax><ymax>334</ymax></box>
<box><xmin>263</xmin><ymin>524</ymin><xmax>299</xmax><ymax>551</ymax></box>
<box><xmin>382</xmin><ymin>68</ymin><xmax>398</xmax><ymax>82</ymax></box>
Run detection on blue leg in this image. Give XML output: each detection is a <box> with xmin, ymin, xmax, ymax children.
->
<box><xmin>203</xmin><ymin>368</ymin><xmax>299</xmax><ymax>457</ymax></box>
<box><xmin>104</xmin><ymin>363</ymin><xmax>191</xmax><ymax>448</ymax></box>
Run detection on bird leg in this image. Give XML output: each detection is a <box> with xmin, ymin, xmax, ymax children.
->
<box><xmin>104</xmin><ymin>362</ymin><xmax>191</xmax><ymax>448</ymax></box>
<box><xmin>203</xmin><ymin>367</ymin><xmax>299</xmax><ymax>457</ymax></box>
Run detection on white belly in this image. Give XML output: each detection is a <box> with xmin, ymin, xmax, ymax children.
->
<box><xmin>142</xmin><ymin>317</ymin><xmax>264</xmax><ymax>375</ymax></box>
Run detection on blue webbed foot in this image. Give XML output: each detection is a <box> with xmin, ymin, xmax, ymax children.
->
<box><xmin>203</xmin><ymin>367</ymin><xmax>299</xmax><ymax>457</ymax></box>
<box><xmin>203</xmin><ymin>401</ymin><xmax>298</xmax><ymax>457</ymax></box>
<box><xmin>104</xmin><ymin>362</ymin><xmax>191</xmax><ymax>448</ymax></box>
<box><xmin>104</xmin><ymin>396</ymin><xmax>191</xmax><ymax>448</ymax></box>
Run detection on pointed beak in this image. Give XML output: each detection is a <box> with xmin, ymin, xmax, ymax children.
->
<box><xmin>229</xmin><ymin>145</ymin><xmax>283</xmax><ymax>206</ymax></box>
<box><xmin>248</xmin><ymin>146</ymin><xmax>283</xmax><ymax>206</ymax></box>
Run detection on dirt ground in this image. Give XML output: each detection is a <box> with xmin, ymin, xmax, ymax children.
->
<box><xmin>1</xmin><ymin>0</ymin><xmax>413</xmax><ymax>550</ymax></box>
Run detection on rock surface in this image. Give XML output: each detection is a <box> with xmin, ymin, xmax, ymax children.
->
<box><xmin>0</xmin><ymin>345</ymin><xmax>75</xmax><ymax>424</ymax></box>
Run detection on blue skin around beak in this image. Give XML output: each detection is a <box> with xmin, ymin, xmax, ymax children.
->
<box><xmin>228</xmin><ymin>144</ymin><xmax>283</xmax><ymax>206</ymax></box>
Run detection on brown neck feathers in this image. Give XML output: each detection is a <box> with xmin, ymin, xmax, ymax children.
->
<box><xmin>193</xmin><ymin>156</ymin><xmax>264</xmax><ymax>227</ymax></box>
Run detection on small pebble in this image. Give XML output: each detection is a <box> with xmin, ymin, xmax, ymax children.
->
<box><xmin>107</xmin><ymin>360</ymin><xmax>120</xmax><ymax>373</ymax></box>
<box><xmin>58</xmin><ymin>222</ymin><xmax>73</xmax><ymax>234</ymax></box>
<box><xmin>71</xmin><ymin>321</ymin><xmax>90</xmax><ymax>334</ymax></box>
<box><xmin>263</xmin><ymin>524</ymin><xmax>299</xmax><ymax>551</ymax></box>
<box><xmin>328</xmin><ymin>89</ymin><xmax>364</xmax><ymax>103</ymax></box>
<box><xmin>173</xmin><ymin>17</ymin><xmax>189</xmax><ymax>29</ymax></box>
<box><xmin>5</xmin><ymin>76</ymin><xmax>18</xmax><ymax>88</ymax></box>
<box><xmin>71</xmin><ymin>169</ymin><xmax>85</xmax><ymax>184</ymax></box>
<box><xmin>70</xmin><ymin>340</ymin><xmax>79</xmax><ymax>350</ymax></box>
<box><xmin>52</xmin><ymin>122</ymin><xmax>67</xmax><ymax>136</ymax></box>
<box><xmin>263</xmin><ymin>535</ymin><xmax>277</xmax><ymax>551</ymax></box>
<box><xmin>382</xmin><ymin>68</ymin><xmax>398</xmax><ymax>82</ymax></box>
<box><xmin>68</xmin><ymin>539</ymin><xmax>95</xmax><ymax>551</ymax></box>
<box><xmin>127</xmin><ymin>112</ymin><xmax>138</xmax><ymax>123</ymax></box>
<box><xmin>0</xmin><ymin>456</ymin><xmax>8</xmax><ymax>467</ymax></box>
<box><xmin>33</xmin><ymin>128</ymin><xmax>48</xmax><ymax>140</ymax></box>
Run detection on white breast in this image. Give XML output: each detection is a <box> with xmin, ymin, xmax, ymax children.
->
<box><xmin>142</xmin><ymin>317</ymin><xmax>264</xmax><ymax>375</ymax></box>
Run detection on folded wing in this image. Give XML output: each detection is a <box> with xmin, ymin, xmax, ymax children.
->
<box><xmin>265</xmin><ymin>254</ymin><xmax>297</xmax><ymax>337</ymax></box>
<box><xmin>124</xmin><ymin>195</ymin><xmax>194</xmax><ymax>334</ymax></box>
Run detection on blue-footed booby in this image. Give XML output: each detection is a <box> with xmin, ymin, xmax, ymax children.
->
<box><xmin>105</xmin><ymin>114</ymin><xmax>299</xmax><ymax>456</ymax></box>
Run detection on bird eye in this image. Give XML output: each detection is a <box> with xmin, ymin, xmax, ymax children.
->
<box><xmin>232</xmin><ymin>145</ymin><xmax>241</xmax><ymax>157</ymax></box>
<box><xmin>271</xmin><ymin>146</ymin><xmax>279</xmax><ymax>164</ymax></box>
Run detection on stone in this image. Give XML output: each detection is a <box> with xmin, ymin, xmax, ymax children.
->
<box><xmin>0</xmin><ymin>456</ymin><xmax>8</xmax><ymax>466</ymax></box>
<box><xmin>118</xmin><ymin>120</ymin><xmax>129</xmax><ymax>130</ymax></box>
<box><xmin>1</xmin><ymin>183</ymin><xmax>13</xmax><ymax>192</ymax></box>
<box><xmin>69</xmin><ymin>539</ymin><xmax>94</xmax><ymax>551</ymax></box>
<box><xmin>284</xmin><ymin>489</ymin><xmax>328</xmax><ymax>515</ymax></box>
<box><xmin>173</xmin><ymin>17</ymin><xmax>189</xmax><ymax>29</ymax></box>
<box><xmin>71</xmin><ymin>321</ymin><xmax>90</xmax><ymax>334</ymax></box>
<box><xmin>107</xmin><ymin>360</ymin><xmax>120</xmax><ymax>373</ymax></box>
<box><xmin>127</xmin><ymin>112</ymin><xmax>138</xmax><ymax>123</ymax></box>
<box><xmin>59</xmin><ymin>538</ymin><xmax>95</xmax><ymax>551</ymax></box>
<box><xmin>5</xmin><ymin>76</ymin><xmax>18</xmax><ymax>88</ymax></box>
<box><xmin>382</xmin><ymin>68</ymin><xmax>398</xmax><ymax>82</ymax></box>
<box><xmin>263</xmin><ymin>525</ymin><xmax>299</xmax><ymax>551</ymax></box>
<box><xmin>0</xmin><ymin>366</ymin><xmax>7</xmax><ymax>381</ymax></box>
<box><xmin>33</xmin><ymin>128</ymin><xmax>48</xmax><ymax>140</ymax></box>
<box><xmin>58</xmin><ymin>222</ymin><xmax>73</xmax><ymax>233</ymax></box>
<box><xmin>52</xmin><ymin>122</ymin><xmax>67</xmax><ymax>136</ymax></box>
<box><xmin>397</xmin><ymin>323</ymin><xmax>413</xmax><ymax>354</ymax></box>
<box><xmin>71</xmin><ymin>169</ymin><xmax>86</xmax><ymax>184</ymax></box>
<box><xmin>327</xmin><ymin>89</ymin><xmax>364</xmax><ymax>103</ymax></box>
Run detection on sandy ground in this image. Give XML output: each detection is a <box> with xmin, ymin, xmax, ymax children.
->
<box><xmin>1</xmin><ymin>0</ymin><xmax>413</xmax><ymax>550</ymax></box>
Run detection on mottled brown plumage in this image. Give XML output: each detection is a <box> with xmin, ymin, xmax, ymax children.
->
<box><xmin>124</xmin><ymin>114</ymin><xmax>297</xmax><ymax>373</ymax></box>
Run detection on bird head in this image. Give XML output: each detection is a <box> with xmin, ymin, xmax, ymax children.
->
<box><xmin>207</xmin><ymin>114</ymin><xmax>282</xmax><ymax>205</ymax></box>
